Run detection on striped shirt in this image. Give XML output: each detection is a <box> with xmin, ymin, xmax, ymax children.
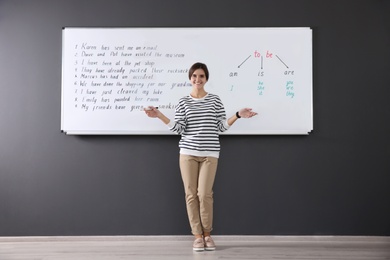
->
<box><xmin>168</xmin><ymin>93</ymin><xmax>230</xmax><ymax>158</ymax></box>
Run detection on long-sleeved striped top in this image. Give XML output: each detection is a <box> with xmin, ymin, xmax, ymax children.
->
<box><xmin>167</xmin><ymin>93</ymin><xmax>230</xmax><ymax>158</ymax></box>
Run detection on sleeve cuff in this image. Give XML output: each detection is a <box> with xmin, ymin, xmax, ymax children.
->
<box><xmin>167</xmin><ymin>120</ymin><xmax>175</xmax><ymax>129</ymax></box>
<box><xmin>223</xmin><ymin>119</ymin><xmax>231</xmax><ymax>129</ymax></box>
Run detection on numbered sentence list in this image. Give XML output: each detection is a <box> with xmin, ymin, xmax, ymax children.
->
<box><xmin>71</xmin><ymin>43</ymin><xmax>192</xmax><ymax>112</ymax></box>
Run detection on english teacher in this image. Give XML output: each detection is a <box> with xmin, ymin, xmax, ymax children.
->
<box><xmin>144</xmin><ymin>62</ymin><xmax>257</xmax><ymax>251</ymax></box>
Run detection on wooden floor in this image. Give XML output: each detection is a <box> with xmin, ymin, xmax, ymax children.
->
<box><xmin>0</xmin><ymin>236</ymin><xmax>389</xmax><ymax>260</ymax></box>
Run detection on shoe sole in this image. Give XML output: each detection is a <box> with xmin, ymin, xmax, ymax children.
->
<box><xmin>205</xmin><ymin>247</ymin><xmax>216</xmax><ymax>251</ymax></box>
<box><xmin>193</xmin><ymin>248</ymin><xmax>204</xmax><ymax>252</ymax></box>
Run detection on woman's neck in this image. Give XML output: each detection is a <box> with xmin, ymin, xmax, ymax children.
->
<box><xmin>190</xmin><ymin>89</ymin><xmax>207</xmax><ymax>99</ymax></box>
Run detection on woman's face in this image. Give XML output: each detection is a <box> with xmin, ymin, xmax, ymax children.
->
<box><xmin>191</xmin><ymin>69</ymin><xmax>207</xmax><ymax>90</ymax></box>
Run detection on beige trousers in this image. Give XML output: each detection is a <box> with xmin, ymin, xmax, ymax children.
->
<box><xmin>179</xmin><ymin>154</ymin><xmax>218</xmax><ymax>235</ymax></box>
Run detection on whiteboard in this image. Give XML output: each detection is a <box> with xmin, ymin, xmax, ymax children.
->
<box><xmin>61</xmin><ymin>27</ymin><xmax>312</xmax><ymax>135</ymax></box>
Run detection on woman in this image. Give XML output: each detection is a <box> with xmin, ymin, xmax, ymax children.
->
<box><xmin>145</xmin><ymin>62</ymin><xmax>257</xmax><ymax>251</ymax></box>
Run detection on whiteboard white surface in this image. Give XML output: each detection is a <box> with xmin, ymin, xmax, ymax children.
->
<box><xmin>61</xmin><ymin>27</ymin><xmax>312</xmax><ymax>135</ymax></box>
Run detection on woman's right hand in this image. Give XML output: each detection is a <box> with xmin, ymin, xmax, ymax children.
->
<box><xmin>144</xmin><ymin>106</ymin><xmax>160</xmax><ymax>118</ymax></box>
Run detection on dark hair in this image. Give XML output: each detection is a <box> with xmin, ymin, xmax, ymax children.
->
<box><xmin>188</xmin><ymin>62</ymin><xmax>209</xmax><ymax>81</ymax></box>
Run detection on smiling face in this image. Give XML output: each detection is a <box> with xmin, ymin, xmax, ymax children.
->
<box><xmin>190</xmin><ymin>69</ymin><xmax>207</xmax><ymax>90</ymax></box>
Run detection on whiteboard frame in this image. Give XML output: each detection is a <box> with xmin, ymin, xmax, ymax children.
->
<box><xmin>61</xmin><ymin>27</ymin><xmax>313</xmax><ymax>135</ymax></box>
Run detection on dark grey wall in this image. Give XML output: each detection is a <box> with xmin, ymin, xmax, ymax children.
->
<box><xmin>0</xmin><ymin>0</ymin><xmax>389</xmax><ymax>236</ymax></box>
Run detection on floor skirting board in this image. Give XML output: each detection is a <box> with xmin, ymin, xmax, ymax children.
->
<box><xmin>0</xmin><ymin>235</ymin><xmax>389</xmax><ymax>242</ymax></box>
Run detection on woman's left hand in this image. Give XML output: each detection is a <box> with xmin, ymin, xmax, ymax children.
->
<box><xmin>238</xmin><ymin>108</ymin><xmax>258</xmax><ymax>118</ymax></box>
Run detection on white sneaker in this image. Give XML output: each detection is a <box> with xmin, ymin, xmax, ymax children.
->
<box><xmin>204</xmin><ymin>236</ymin><xmax>216</xmax><ymax>251</ymax></box>
<box><xmin>193</xmin><ymin>238</ymin><xmax>205</xmax><ymax>251</ymax></box>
